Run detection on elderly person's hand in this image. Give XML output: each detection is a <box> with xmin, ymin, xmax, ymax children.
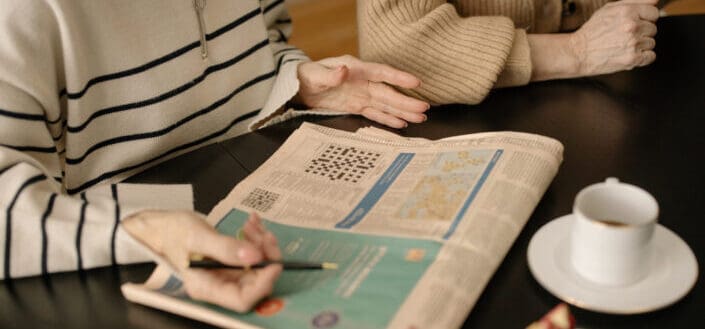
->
<box><xmin>295</xmin><ymin>55</ymin><xmax>430</xmax><ymax>129</ymax></box>
<box><xmin>570</xmin><ymin>0</ymin><xmax>659</xmax><ymax>75</ymax></box>
<box><xmin>122</xmin><ymin>210</ymin><xmax>281</xmax><ymax>313</ymax></box>
<box><xmin>529</xmin><ymin>0</ymin><xmax>659</xmax><ymax>81</ymax></box>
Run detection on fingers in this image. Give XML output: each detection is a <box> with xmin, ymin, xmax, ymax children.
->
<box><xmin>636</xmin><ymin>37</ymin><xmax>656</xmax><ymax>52</ymax></box>
<box><xmin>320</xmin><ymin>55</ymin><xmax>421</xmax><ymax>89</ymax></box>
<box><xmin>369</xmin><ymin>83</ymin><xmax>428</xmax><ymax>123</ymax></box>
<box><xmin>183</xmin><ymin>265</ymin><xmax>282</xmax><ymax>313</ymax></box>
<box><xmin>299</xmin><ymin>54</ymin><xmax>430</xmax><ymax>127</ymax></box>
<box><xmin>369</xmin><ymin>113</ymin><xmax>407</xmax><ymax>129</ymax></box>
<box><xmin>607</xmin><ymin>1</ymin><xmax>658</xmax><ymax>22</ymax></box>
<box><xmin>633</xmin><ymin>4</ymin><xmax>659</xmax><ymax>22</ymax></box>
<box><xmin>619</xmin><ymin>48</ymin><xmax>656</xmax><ymax>70</ymax></box>
<box><xmin>370</xmin><ymin>83</ymin><xmax>429</xmax><ymax>113</ymax></box>
<box><xmin>189</xmin><ymin>228</ymin><xmax>264</xmax><ymax>266</ymax></box>
<box><xmin>181</xmin><ymin>212</ymin><xmax>283</xmax><ymax>312</ymax></box>
<box><xmin>358</xmin><ymin>62</ymin><xmax>422</xmax><ymax>89</ymax></box>
<box><xmin>371</xmin><ymin>100</ymin><xmax>427</xmax><ymax>124</ymax></box>
<box><xmin>243</xmin><ymin>213</ymin><xmax>281</xmax><ymax>261</ymax></box>
<box><xmin>261</xmin><ymin>231</ymin><xmax>282</xmax><ymax>261</ymax></box>
<box><xmin>370</xmin><ymin>101</ymin><xmax>427</xmax><ymax>124</ymax></box>
<box><xmin>627</xmin><ymin>35</ymin><xmax>656</xmax><ymax>68</ymax></box>
<box><xmin>331</xmin><ymin>55</ymin><xmax>422</xmax><ymax>89</ymax></box>
<box><xmin>638</xmin><ymin>21</ymin><xmax>657</xmax><ymax>37</ymax></box>
<box><xmin>638</xmin><ymin>50</ymin><xmax>657</xmax><ymax>67</ymax></box>
<box><xmin>361</xmin><ymin>107</ymin><xmax>408</xmax><ymax>129</ymax></box>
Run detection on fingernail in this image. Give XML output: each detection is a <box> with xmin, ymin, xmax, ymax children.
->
<box><xmin>237</xmin><ymin>246</ymin><xmax>259</xmax><ymax>264</ymax></box>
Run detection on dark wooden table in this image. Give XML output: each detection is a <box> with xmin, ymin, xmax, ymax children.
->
<box><xmin>2</xmin><ymin>15</ymin><xmax>703</xmax><ymax>329</ymax></box>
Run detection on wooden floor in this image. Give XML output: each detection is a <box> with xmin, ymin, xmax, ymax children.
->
<box><xmin>286</xmin><ymin>0</ymin><xmax>705</xmax><ymax>60</ymax></box>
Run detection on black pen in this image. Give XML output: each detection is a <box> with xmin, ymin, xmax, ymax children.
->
<box><xmin>189</xmin><ymin>259</ymin><xmax>339</xmax><ymax>271</ymax></box>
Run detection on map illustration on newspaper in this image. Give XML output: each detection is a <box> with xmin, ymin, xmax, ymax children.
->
<box><xmin>122</xmin><ymin>123</ymin><xmax>564</xmax><ymax>329</ymax></box>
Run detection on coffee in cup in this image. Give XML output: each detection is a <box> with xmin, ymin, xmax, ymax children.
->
<box><xmin>570</xmin><ymin>177</ymin><xmax>658</xmax><ymax>286</ymax></box>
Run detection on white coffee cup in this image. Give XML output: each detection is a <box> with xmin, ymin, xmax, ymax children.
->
<box><xmin>570</xmin><ymin>177</ymin><xmax>658</xmax><ymax>286</ymax></box>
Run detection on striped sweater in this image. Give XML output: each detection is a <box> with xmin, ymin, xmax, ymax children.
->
<box><xmin>357</xmin><ymin>0</ymin><xmax>611</xmax><ymax>104</ymax></box>
<box><xmin>0</xmin><ymin>0</ymin><xmax>317</xmax><ymax>279</ymax></box>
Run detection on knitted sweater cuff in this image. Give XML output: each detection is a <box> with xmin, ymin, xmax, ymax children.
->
<box><xmin>496</xmin><ymin>29</ymin><xmax>532</xmax><ymax>87</ymax></box>
<box><xmin>249</xmin><ymin>54</ymin><xmax>310</xmax><ymax>131</ymax></box>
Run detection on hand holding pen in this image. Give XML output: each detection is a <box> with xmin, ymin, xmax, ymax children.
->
<box><xmin>122</xmin><ymin>210</ymin><xmax>285</xmax><ymax>313</ymax></box>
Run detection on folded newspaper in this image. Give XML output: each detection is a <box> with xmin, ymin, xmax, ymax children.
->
<box><xmin>121</xmin><ymin>122</ymin><xmax>564</xmax><ymax>329</ymax></box>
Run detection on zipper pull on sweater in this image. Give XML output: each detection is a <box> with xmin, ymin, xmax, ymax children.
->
<box><xmin>193</xmin><ymin>0</ymin><xmax>208</xmax><ymax>59</ymax></box>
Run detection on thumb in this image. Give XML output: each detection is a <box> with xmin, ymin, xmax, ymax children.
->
<box><xmin>323</xmin><ymin>65</ymin><xmax>348</xmax><ymax>88</ymax></box>
<box><xmin>301</xmin><ymin>62</ymin><xmax>348</xmax><ymax>91</ymax></box>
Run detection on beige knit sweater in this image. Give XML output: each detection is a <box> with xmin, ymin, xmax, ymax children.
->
<box><xmin>358</xmin><ymin>0</ymin><xmax>610</xmax><ymax>104</ymax></box>
<box><xmin>0</xmin><ymin>0</ymin><xmax>323</xmax><ymax>279</ymax></box>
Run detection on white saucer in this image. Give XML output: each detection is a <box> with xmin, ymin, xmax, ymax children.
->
<box><xmin>527</xmin><ymin>214</ymin><xmax>698</xmax><ymax>314</ymax></box>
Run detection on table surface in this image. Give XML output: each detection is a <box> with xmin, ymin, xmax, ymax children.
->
<box><xmin>2</xmin><ymin>14</ymin><xmax>703</xmax><ymax>329</ymax></box>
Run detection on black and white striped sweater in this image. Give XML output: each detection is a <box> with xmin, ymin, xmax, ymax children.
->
<box><xmin>0</xmin><ymin>0</ymin><xmax>315</xmax><ymax>279</ymax></box>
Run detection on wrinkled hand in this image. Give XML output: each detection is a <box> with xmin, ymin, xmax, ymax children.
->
<box><xmin>122</xmin><ymin>210</ymin><xmax>281</xmax><ymax>312</ymax></box>
<box><xmin>295</xmin><ymin>55</ymin><xmax>430</xmax><ymax>129</ymax></box>
<box><xmin>570</xmin><ymin>0</ymin><xmax>659</xmax><ymax>76</ymax></box>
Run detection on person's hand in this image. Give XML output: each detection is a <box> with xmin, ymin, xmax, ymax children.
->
<box><xmin>122</xmin><ymin>210</ymin><xmax>282</xmax><ymax>312</ymax></box>
<box><xmin>295</xmin><ymin>55</ymin><xmax>430</xmax><ymax>129</ymax></box>
<box><xmin>569</xmin><ymin>0</ymin><xmax>659</xmax><ymax>76</ymax></box>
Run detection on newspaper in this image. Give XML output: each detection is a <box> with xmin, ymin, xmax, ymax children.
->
<box><xmin>122</xmin><ymin>122</ymin><xmax>564</xmax><ymax>329</ymax></box>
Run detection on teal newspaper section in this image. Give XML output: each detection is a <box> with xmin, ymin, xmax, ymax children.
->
<box><xmin>166</xmin><ymin>208</ymin><xmax>441</xmax><ymax>329</ymax></box>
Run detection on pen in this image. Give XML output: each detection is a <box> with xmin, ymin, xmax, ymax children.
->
<box><xmin>189</xmin><ymin>260</ymin><xmax>339</xmax><ymax>271</ymax></box>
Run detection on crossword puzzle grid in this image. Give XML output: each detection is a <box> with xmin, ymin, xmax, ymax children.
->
<box><xmin>241</xmin><ymin>188</ymin><xmax>280</xmax><ymax>212</ymax></box>
<box><xmin>305</xmin><ymin>145</ymin><xmax>380</xmax><ymax>183</ymax></box>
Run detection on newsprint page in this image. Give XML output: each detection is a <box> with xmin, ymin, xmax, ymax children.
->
<box><xmin>122</xmin><ymin>122</ymin><xmax>564</xmax><ymax>329</ymax></box>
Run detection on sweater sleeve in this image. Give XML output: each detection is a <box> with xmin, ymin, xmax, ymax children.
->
<box><xmin>0</xmin><ymin>1</ymin><xmax>194</xmax><ymax>279</ymax></box>
<box><xmin>357</xmin><ymin>0</ymin><xmax>532</xmax><ymax>105</ymax></box>
<box><xmin>250</xmin><ymin>0</ymin><xmax>312</xmax><ymax>130</ymax></box>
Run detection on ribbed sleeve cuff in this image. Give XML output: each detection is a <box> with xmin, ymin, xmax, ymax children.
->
<box><xmin>359</xmin><ymin>1</ymin><xmax>520</xmax><ymax>105</ymax></box>
<box><xmin>455</xmin><ymin>0</ymin><xmax>535</xmax><ymax>32</ymax></box>
<box><xmin>495</xmin><ymin>29</ymin><xmax>532</xmax><ymax>87</ymax></box>
<box><xmin>249</xmin><ymin>55</ymin><xmax>309</xmax><ymax>130</ymax></box>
